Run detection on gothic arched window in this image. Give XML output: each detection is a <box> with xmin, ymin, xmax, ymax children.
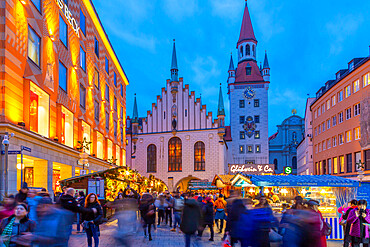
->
<box><xmin>273</xmin><ymin>159</ymin><xmax>278</xmax><ymax>170</ymax></box>
<box><xmin>240</xmin><ymin>46</ymin><xmax>244</xmax><ymax>57</ymax></box>
<box><xmin>194</xmin><ymin>141</ymin><xmax>205</xmax><ymax>171</ymax></box>
<box><xmin>292</xmin><ymin>156</ymin><xmax>297</xmax><ymax>169</ymax></box>
<box><xmin>147</xmin><ymin>144</ymin><xmax>157</xmax><ymax>173</ymax></box>
<box><xmin>246</xmin><ymin>44</ymin><xmax>250</xmax><ymax>56</ymax></box>
<box><xmin>252</xmin><ymin>45</ymin><xmax>255</xmax><ymax>56</ymax></box>
<box><xmin>168</xmin><ymin>137</ymin><xmax>182</xmax><ymax>172</ymax></box>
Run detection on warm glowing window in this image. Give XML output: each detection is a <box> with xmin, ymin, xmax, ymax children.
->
<box><xmin>256</xmin><ymin>145</ymin><xmax>261</xmax><ymax>153</ymax></box>
<box><xmin>80</xmin><ymin>84</ymin><xmax>86</xmax><ymax>109</ymax></box>
<box><xmin>326</xmin><ymin>99</ymin><xmax>330</xmax><ymax>110</ymax></box>
<box><xmin>339</xmin><ymin>156</ymin><xmax>345</xmax><ymax>173</ymax></box>
<box><xmin>61</xmin><ymin>106</ymin><xmax>73</xmax><ymax>148</ymax></box>
<box><xmin>81</xmin><ymin>121</ymin><xmax>91</xmax><ymax>154</ymax></box>
<box><xmin>59</xmin><ymin>15</ymin><xmax>68</xmax><ymax>47</ymax></box>
<box><xmin>94</xmin><ymin>100</ymin><xmax>99</xmax><ymax>121</ymax></box>
<box><xmin>364</xmin><ymin>73</ymin><xmax>370</xmax><ymax>87</ymax></box>
<box><xmin>247</xmin><ymin>145</ymin><xmax>253</xmax><ymax>153</ymax></box>
<box><xmin>31</xmin><ymin>0</ymin><xmax>41</xmax><ymax>11</ymax></box>
<box><xmin>345</xmin><ymin>85</ymin><xmax>351</xmax><ymax>98</ymax></box>
<box><xmin>353</xmin><ymin>80</ymin><xmax>360</xmax><ymax>93</ymax></box>
<box><xmin>28</xmin><ymin>26</ymin><xmax>40</xmax><ymax>66</ymax></box>
<box><xmin>255</xmin><ymin>131</ymin><xmax>260</xmax><ymax>139</ymax></box>
<box><xmin>30</xmin><ymin>82</ymin><xmax>49</xmax><ymax>137</ymax></box>
<box><xmin>239</xmin><ymin>131</ymin><xmax>245</xmax><ymax>139</ymax></box>
<box><xmin>168</xmin><ymin>137</ymin><xmax>182</xmax><ymax>172</ymax></box>
<box><xmin>116</xmin><ymin>145</ymin><xmax>120</xmax><ymax>166</ymax></box>
<box><xmin>194</xmin><ymin>141</ymin><xmax>205</xmax><ymax>171</ymax></box>
<box><xmin>354</xmin><ymin>103</ymin><xmax>361</xmax><ymax>116</ymax></box>
<box><xmin>346</xmin><ymin>130</ymin><xmax>352</xmax><ymax>143</ymax></box>
<box><xmin>94</xmin><ymin>68</ymin><xmax>99</xmax><ymax>89</ymax></box>
<box><xmin>339</xmin><ymin>134</ymin><xmax>344</xmax><ymax>145</ymax></box>
<box><xmin>147</xmin><ymin>144</ymin><xmax>157</xmax><ymax>172</ymax></box>
<box><xmin>114</xmin><ymin>120</ymin><xmax>117</xmax><ymax>137</ymax></box>
<box><xmin>80</xmin><ymin>9</ymin><xmax>86</xmax><ymax>36</ymax></box>
<box><xmin>105</xmin><ymin>56</ymin><xmax>109</xmax><ymax>74</ymax></box>
<box><xmin>59</xmin><ymin>61</ymin><xmax>67</xmax><ymax>92</ymax></box>
<box><xmin>331</xmin><ymin>95</ymin><xmax>336</xmax><ymax>106</ymax></box>
<box><xmin>355</xmin><ymin>127</ymin><xmax>361</xmax><ymax>140</ymax></box>
<box><xmin>107</xmin><ymin>139</ymin><xmax>113</xmax><ymax>160</ymax></box>
<box><xmin>338</xmin><ymin>91</ymin><xmax>343</xmax><ymax>102</ymax></box>
<box><xmin>345</xmin><ymin>108</ymin><xmax>351</xmax><ymax>120</ymax></box>
<box><xmin>96</xmin><ymin>131</ymin><xmax>103</xmax><ymax>159</ymax></box>
<box><xmin>80</xmin><ymin>46</ymin><xmax>86</xmax><ymax>71</ymax></box>
<box><xmin>94</xmin><ymin>36</ymin><xmax>99</xmax><ymax>57</ymax></box>
<box><xmin>333</xmin><ymin>157</ymin><xmax>338</xmax><ymax>174</ymax></box>
<box><xmin>239</xmin><ymin>145</ymin><xmax>244</xmax><ymax>153</ymax></box>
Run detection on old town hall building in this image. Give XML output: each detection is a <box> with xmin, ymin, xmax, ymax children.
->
<box><xmin>226</xmin><ymin>1</ymin><xmax>270</xmax><ymax>166</ymax></box>
<box><xmin>126</xmin><ymin>42</ymin><xmax>228</xmax><ymax>191</ymax></box>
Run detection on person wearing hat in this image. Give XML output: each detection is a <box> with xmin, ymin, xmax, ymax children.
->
<box><xmin>308</xmin><ymin>200</ymin><xmax>327</xmax><ymax>247</ymax></box>
<box><xmin>198</xmin><ymin>197</ymin><xmax>214</xmax><ymax>241</ymax></box>
<box><xmin>0</xmin><ymin>203</ymin><xmax>36</xmax><ymax>246</ymax></box>
<box><xmin>347</xmin><ymin>199</ymin><xmax>370</xmax><ymax>247</ymax></box>
<box><xmin>15</xmin><ymin>183</ymin><xmax>28</xmax><ymax>203</ymax></box>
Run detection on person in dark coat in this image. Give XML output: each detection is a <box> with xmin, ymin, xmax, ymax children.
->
<box><xmin>60</xmin><ymin>188</ymin><xmax>96</xmax><ymax>214</ymax></box>
<box><xmin>198</xmin><ymin>197</ymin><xmax>214</xmax><ymax>241</ymax></box>
<box><xmin>342</xmin><ymin>200</ymin><xmax>358</xmax><ymax>247</ymax></box>
<box><xmin>139</xmin><ymin>193</ymin><xmax>155</xmax><ymax>241</ymax></box>
<box><xmin>82</xmin><ymin>193</ymin><xmax>103</xmax><ymax>247</ymax></box>
<box><xmin>180</xmin><ymin>198</ymin><xmax>202</xmax><ymax>247</ymax></box>
<box><xmin>347</xmin><ymin>200</ymin><xmax>370</xmax><ymax>247</ymax></box>
<box><xmin>227</xmin><ymin>198</ymin><xmax>246</xmax><ymax>246</ymax></box>
<box><xmin>0</xmin><ymin>203</ymin><xmax>36</xmax><ymax>247</ymax></box>
<box><xmin>15</xmin><ymin>183</ymin><xmax>28</xmax><ymax>203</ymax></box>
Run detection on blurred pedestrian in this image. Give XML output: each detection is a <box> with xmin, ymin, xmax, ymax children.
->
<box><xmin>82</xmin><ymin>193</ymin><xmax>103</xmax><ymax>247</ymax></box>
<box><xmin>0</xmin><ymin>203</ymin><xmax>36</xmax><ymax>247</ymax></box>
<box><xmin>347</xmin><ymin>199</ymin><xmax>370</xmax><ymax>247</ymax></box>
<box><xmin>139</xmin><ymin>193</ymin><xmax>155</xmax><ymax>241</ymax></box>
<box><xmin>165</xmin><ymin>192</ymin><xmax>174</xmax><ymax>227</ymax></box>
<box><xmin>0</xmin><ymin>195</ymin><xmax>16</xmax><ymax>221</ymax></box>
<box><xmin>341</xmin><ymin>199</ymin><xmax>358</xmax><ymax>247</ymax></box>
<box><xmin>26</xmin><ymin>189</ymin><xmax>41</xmax><ymax>223</ymax></box>
<box><xmin>77</xmin><ymin>191</ymin><xmax>86</xmax><ymax>232</ymax></box>
<box><xmin>198</xmin><ymin>197</ymin><xmax>214</xmax><ymax>241</ymax></box>
<box><xmin>307</xmin><ymin>200</ymin><xmax>327</xmax><ymax>247</ymax></box>
<box><xmin>253</xmin><ymin>195</ymin><xmax>276</xmax><ymax>247</ymax></box>
<box><xmin>214</xmin><ymin>194</ymin><xmax>227</xmax><ymax>234</ymax></box>
<box><xmin>15</xmin><ymin>183</ymin><xmax>28</xmax><ymax>203</ymax></box>
<box><xmin>180</xmin><ymin>198</ymin><xmax>202</xmax><ymax>247</ymax></box>
<box><xmin>171</xmin><ymin>192</ymin><xmax>184</xmax><ymax>232</ymax></box>
<box><xmin>114</xmin><ymin>197</ymin><xmax>139</xmax><ymax>247</ymax></box>
<box><xmin>227</xmin><ymin>199</ymin><xmax>246</xmax><ymax>246</ymax></box>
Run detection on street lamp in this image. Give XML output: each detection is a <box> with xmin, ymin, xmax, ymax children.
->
<box><xmin>356</xmin><ymin>160</ymin><xmax>365</xmax><ymax>186</ymax></box>
<box><xmin>2</xmin><ymin>132</ymin><xmax>14</xmax><ymax>197</ymax></box>
<box><xmin>77</xmin><ymin>137</ymin><xmax>91</xmax><ymax>173</ymax></box>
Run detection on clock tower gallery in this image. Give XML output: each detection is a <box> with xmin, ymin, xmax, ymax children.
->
<box><xmin>227</xmin><ymin>1</ymin><xmax>270</xmax><ymax>165</ymax></box>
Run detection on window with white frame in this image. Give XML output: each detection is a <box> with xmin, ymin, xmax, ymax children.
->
<box><xmin>318</xmin><ymin>107</ymin><xmax>321</xmax><ymax>116</ymax></box>
<box><xmin>256</xmin><ymin>145</ymin><xmax>261</xmax><ymax>153</ymax></box>
<box><xmin>239</xmin><ymin>145</ymin><xmax>244</xmax><ymax>154</ymax></box>
<box><xmin>346</xmin><ymin>130</ymin><xmax>352</xmax><ymax>143</ymax></box>
<box><xmin>345</xmin><ymin>85</ymin><xmax>351</xmax><ymax>98</ymax></box>
<box><xmin>322</xmin><ymin>122</ymin><xmax>325</xmax><ymax>132</ymax></box>
<box><xmin>333</xmin><ymin>115</ymin><xmax>337</xmax><ymax>126</ymax></box>
<box><xmin>315</xmin><ymin>145</ymin><xmax>318</xmax><ymax>154</ymax></box>
<box><xmin>322</xmin><ymin>104</ymin><xmax>325</xmax><ymax>113</ymax></box>
<box><xmin>318</xmin><ymin>125</ymin><xmax>321</xmax><ymax>134</ymax></box>
<box><xmin>323</xmin><ymin>141</ymin><xmax>326</xmax><ymax>151</ymax></box>
<box><xmin>96</xmin><ymin>131</ymin><xmax>104</xmax><ymax>159</ymax></box>
<box><xmin>327</xmin><ymin>139</ymin><xmax>331</xmax><ymax>149</ymax></box>
<box><xmin>240</xmin><ymin>131</ymin><xmax>245</xmax><ymax>139</ymax></box>
<box><xmin>30</xmin><ymin>82</ymin><xmax>50</xmax><ymax>137</ymax></box>
<box><xmin>318</xmin><ymin>143</ymin><xmax>322</xmax><ymax>152</ymax></box>
<box><xmin>326</xmin><ymin>99</ymin><xmax>330</xmax><ymax>110</ymax></box>
<box><xmin>339</xmin><ymin>112</ymin><xmax>343</xmax><ymax>123</ymax></box>
<box><xmin>315</xmin><ymin>128</ymin><xmax>317</xmax><ymax>136</ymax></box>
<box><xmin>354</xmin><ymin>80</ymin><xmax>360</xmax><ymax>93</ymax></box>
<box><xmin>339</xmin><ymin>134</ymin><xmax>344</xmax><ymax>145</ymax></box>
<box><xmin>332</xmin><ymin>95</ymin><xmax>336</xmax><ymax>106</ymax></box>
<box><xmin>28</xmin><ymin>26</ymin><xmax>40</xmax><ymax>66</ymax></box>
<box><xmin>327</xmin><ymin>119</ymin><xmax>331</xmax><ymax>129</ymax></box>
<box><xmin>314</xmin><ymin>110</ymin><xmax>317</xmax><ymax>119</ymax></box>
<box><xmin>333</xmin><ymin>136</ymin><xmax>337</xmax><ymax>147</ymax></box>
<box><xmin>364</xmin><ymin>73</ymin><xmax>370</xmax><ymax>87</ymax></box>
<box><xmin>61</xmin><ymin>106</ymin><xmax>73</xmax><ymax>148</ymax></box>
<box><xmin>346</xmin><ymin>108</ymin><xmax>351</xmax><ymax>120</ymax></box>
<box><xmin>354</xmin><ymin>103</ymin><xmax>361</xmax><ymax>116</ymax></box>
<box><xmin>355</xmin><ymin>127</ymin><xmax>361</xmax><ymax>140</ymax></box>
<box><xmin>247</xmin><ymin>145</ymin><xmax>253</xmax><ymax>153</ymax></box>
<box><xmin>338</xmin><ymin>91</ymin><xmax>343</xmax><ymax>102</ymax></box>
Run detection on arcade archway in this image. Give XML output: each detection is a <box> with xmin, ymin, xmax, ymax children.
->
<box><xmin>175</xmin><ymin>175</ymin><xmax>200</xmax><ymax>192</ymax></box>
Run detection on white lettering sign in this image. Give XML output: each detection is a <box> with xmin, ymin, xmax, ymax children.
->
<box><xmin>230</xmin><ymin>164</ymin><xmax>274</xmax><ymax>175</ymax></box>
<box><xmin>56</xmin><ymin>0</ymin><xmax>80</xmax><ymax>37</ymax></box>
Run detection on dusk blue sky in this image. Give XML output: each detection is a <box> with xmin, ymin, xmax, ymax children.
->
<box><xmin>94</xmin><ymin>0</ymin><xmax>370</xmax><ymax>135</ymax></box>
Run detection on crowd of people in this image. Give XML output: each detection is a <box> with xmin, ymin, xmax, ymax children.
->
<box><xmin>0</xmin><ymin>183</ymin><xmax>369</xmax><ymax>247</ymax></box>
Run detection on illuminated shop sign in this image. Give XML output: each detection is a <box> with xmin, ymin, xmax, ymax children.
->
<box><xmin>56</xmin><ymin>0</ymin><xmax>80</xmax><ymax>37</ymax></box>
<box><xmin>230</xmin><ymin>164</ymin><xmax>274</xmax><ymax>175</ymax></box>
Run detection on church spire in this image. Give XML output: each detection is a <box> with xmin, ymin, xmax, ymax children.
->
<box><xmin>228</xmin><ymin>53</ymin><xmax>235</xmax><ymax>71</ymax></box>
<box><xmin>170</xmin><ymin>39</ymin><xmax>178</xmax><ymax>82</ymax></box>
<box><xmin>132</xmin><ymin>94</ymin><xmax>138</xmax><ymax>123</ymax></box>
<box><xmin>217</xmin><ymin>84</ymin><xmax>225</xmax><ymax>116</ymax></box>
<box><xmin>263</xmin><ymin>50</ymin><xmax>269</xmax><ymax>69</ymax></box>
<box><xmin>262</xmin><ymin>51</ymin><xmax>270</xmax><ymax>81</ymax></box>
<box><xmin>237</xmin><ymin>0</ymin><xmax>257</xmax><ymax>46</ymax></box>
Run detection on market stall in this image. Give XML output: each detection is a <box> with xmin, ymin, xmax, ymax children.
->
<box><xmin>231</xmin><ymin>174</ymin><xmax>359</xmax><ymax>240</ymax></box>
<box><xmin>212</xmin><ymin>175</ymin><xmax>237</xmax><ymax>197</ymax></box>
<box><xmin>187</xmin><ymin>180</ymin><xmax>218</xmax><ymax>192</ymax></box>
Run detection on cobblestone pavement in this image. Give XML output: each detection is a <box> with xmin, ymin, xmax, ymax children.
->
<box><xmin>69</xmin><ymin>220</ymin><xmax>342</xmax><ymax>247</ymax></box>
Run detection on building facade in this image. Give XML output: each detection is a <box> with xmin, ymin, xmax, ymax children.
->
<box><xmin>297</xmin><ymin>98</ymin><xmax>315</xmax><ymax>175</ymax></box>
<box><xmin>268</xmin><ymin>114</ymin><xmax>304</xmax><ymax>174</ymax></box>
<box><xmin>311</xmin><ymin>53</ymin><xmax>370</xmax><ymax>180</ymax></box>
<box><xmin>0</xmin><ymin>0</ymin><xmax>128</xmax><ymax>195</ymax></box>
<box><xmin>226</xmin><ymin>1</ymin><xmax>270</xmax><ymax>165</ymax></box>
<box><xmin>126</xmin><ymin>42</ymin><xmax>227</xmax><ymax>191</ymax></box>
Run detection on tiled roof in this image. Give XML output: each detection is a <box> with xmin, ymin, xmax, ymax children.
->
<box><xmin>237</xmin><ymin>1</ymin><xmax>256</xmax><ymax>45</ymax></box>
<box><xmin>235</xmin><ymin>60</ymin><xmax>264</xmax><ymax>83</ymax></box>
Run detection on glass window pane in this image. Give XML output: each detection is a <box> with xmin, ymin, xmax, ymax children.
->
<box><xmin>80</xmin><ymin>46</ymin><xmax>86</xmax><ymax>71</ymax></box>
<box><xmin>105</xmin><ymin>56</ymin><xmax>109</xmax><ymax>74</ymax></box>
<box><xmin>94</xmin><ymin>36</ymin><xmax>99</xmax><ymax>57</ymax></box>
<box><xmin>59</xmin><ymin>61</ymin><xmax>67</xmax><ymax>91</ymax></box>
<box><xmin>80</xmin><ymin>9</ymin><xmax>86</xmax><ymax>36</ymax></box>
<box><xmin>28</xmin><ymin>26</ymin><xmax>40</xmax><ymax>66</ymax></box>
<box><xmin>59</xmin><ymin>15</ymin><xmax>68</xmax><ymax>47</ymax></box>
<box><xmin>114</xmin><ymin>72</ymin><xmax>117</xmax><ymax>87</ymax></box>
<box><xmin>31</xmin><ymin>0</ymin><xmax>41</xmax><ymax>11</ymax></box>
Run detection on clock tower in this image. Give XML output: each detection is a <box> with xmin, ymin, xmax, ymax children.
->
<box><xmin>227</xmin><ymin>0</ymin><xmax>270</xmax><ymax>165</ymax></box>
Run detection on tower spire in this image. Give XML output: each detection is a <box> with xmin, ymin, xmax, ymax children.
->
<box><xmin>263</xmin><ymin>50</ymin><xmax>269</xmax><ymax>69</ymax></box>
<box><xmin>170</xmin><ymin>39</ymin><xmax>178</xmax><ymax>82</ymax></box>
<box><xmin>262</xmin><ymin>51</ymin><xmax>270</xmax><ymax>81</ymax></box>
<box><xmin>228</xmin><ymin>53</ymin><xmax>234</xmax><ymax>71</ymax></box>
<box><xmin>237</xmin><ymin>0</ymin><xmax>257</xmax><ymax>46</ymax></box>
<box><xmin>132</xmin><ymin>94</ymin><xmax>138</xmax><ymax>123</ymax></box>
<box><xmin>217</xmin><ymin>84</ymin><xmax>225</xmax><ymax>116</ymax></box>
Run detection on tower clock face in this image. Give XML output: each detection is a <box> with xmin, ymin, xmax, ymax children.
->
<box><xmin>243</xmin><ymin>87</ymin><xmax>255</xmax><ymax>99</ymax></box>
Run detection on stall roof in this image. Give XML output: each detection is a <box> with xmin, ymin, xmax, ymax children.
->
<box><xmin>244</xmin><ymin>175</ymin><xmax>359</xmax><ymax>187</ymax></box>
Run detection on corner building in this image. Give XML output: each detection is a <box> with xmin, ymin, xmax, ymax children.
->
<box><xmin>311</xmin><ymin>53</ymin><xmax>370</xmax><ymax>179</ymax></box>
<box><xmin>0</xmin><ymin>0</ymin><xmax>128</xmax><ymax>195</ymax></box>
<box><xmin>126</xmin><ymin>42</ymin><xmax>227</xmax><ymax>192</ymax></box>
<box><xmin>226</xmin><ymin>1</ymin><xmax>270</xmax><ymax>165</ymax></box>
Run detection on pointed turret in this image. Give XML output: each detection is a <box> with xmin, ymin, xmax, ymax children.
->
<box><xmin>237</xmin><ymin>0</ymin><xmax>257</xmax><ymax>46</ymax></box>
<box><xmin>262</xmin><ymin>51</ymin><xmax>270</xmax><ymax>81</ymax></box>
<box><xmin>217</xmin><ymin>85</ymin><xmax>225</xmax><ymax>116</ymax></box>
<box><xmin>228</xmin><ymin>53</ymin><xmax>235</xmax><ymax>71</ymax></box>
<box><xmin>132</xmin><ymin>94</ymin><xmax>138</xmax><ymax>123</ymax></box>
<box><xmin>170</xmin><ymin>39</ymin><xmax>178</xmax><ymax>82</ymax></box>
<box><xmin>227</xmin><ymin>53</ymin><xmax>235</xmax><ymax>85</ymax></box>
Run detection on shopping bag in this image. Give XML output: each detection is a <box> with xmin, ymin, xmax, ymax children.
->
<box><xmin>222</xmin><ymin>234</ymin><xmax>232</xmax><ymax>247</ymax></box>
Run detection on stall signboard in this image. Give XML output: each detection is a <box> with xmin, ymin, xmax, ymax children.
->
<box><xmin>188</xmin><ymin>180</ymin><xmax>218</xmax><ymax>190</ymax></box>
<box><xmin>229</xmin><ymin>164</ymin><xmax>274</xmax><ymax>175</ymax></box>
<box><xmin>356</xmin><ymin>182</ymin><xmax>370</xmax><ymax>202</ymax></box>
<box><xmin>88</xmin><ymin>179</ymin><xmax>105</xmax><ymax>199</ymax></box>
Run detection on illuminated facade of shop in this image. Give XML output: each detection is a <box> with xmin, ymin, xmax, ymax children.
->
<box><xmin>0</xmin><ymin>0</ymin><xmax>128</xmax><ymax>195</ymax></box>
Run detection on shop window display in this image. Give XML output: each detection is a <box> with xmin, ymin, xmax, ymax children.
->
<box><xmin>61</xmin><ymin>106</ymin><xmax>73</xmax><ymax>148</ymax></box>
<box><xmin>96</xmin><ymin>131</ymin><xmax>104</xmax><ymax>159</ymax></box>
<box><xmin>82</xmin><ymin>121</ymin><xmax>91</xmax><ymax>154</ymax></box>
<box><xmin>30</xmin><ymin>82</ymin><xmax>49</xmax><ymax>137</ymax></box>
<box><xmin>107</xmin><ymin>139</ymin><xmax>113</xmax><ymax>160</ymax></box>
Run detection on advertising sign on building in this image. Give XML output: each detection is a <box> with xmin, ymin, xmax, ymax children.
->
<box><xmin>229</xmin><ymin>164</ymin><xmax>274</xmax><ymax>175</ymax></box>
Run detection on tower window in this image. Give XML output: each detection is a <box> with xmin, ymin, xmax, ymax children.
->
<box><xmin>246</xmin><ymin>44</ymin><xmax>250</xmax><ymax>56</ymax></box>
<box><xmin>240</xmin><ymin>46</ymin><xmax>244</xmax><ymax>57</ymax></box>
<box><xmin>240</xmin><ymin>131</ymin><xmax>245</xmax><ymax>139</ymax></box>
<box><xmin>252</xmin><ymin>45</ymin><xmax>255</xmax><ymax>56</ymax></box>
<box><xmin>254</xmin><ymin>115</ymin><xmax>260</xmax><ymax>123</ymax></box>
<box><xmin>239</xmin><ymin>116</ymin><xmax>245</xmax><ymax>124</ymax></box>
<box><xmin>246</xmin><ymin>63</ymin><xmax>252</xmax><ymax>75</ymax></box>
<box><xmin>247</xmin><ymin>145</ymin><xmax>253</xmax><ymax>153</ymax></box>
<box><xmin>239</xmin><ymin>100</ymin><xmax>245</xmax><ymax>108</ymax></box>
<box><xmin>254</xmin><ymin>99</ymin><xmax>260</xmax><ymax>107</ymax></box>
